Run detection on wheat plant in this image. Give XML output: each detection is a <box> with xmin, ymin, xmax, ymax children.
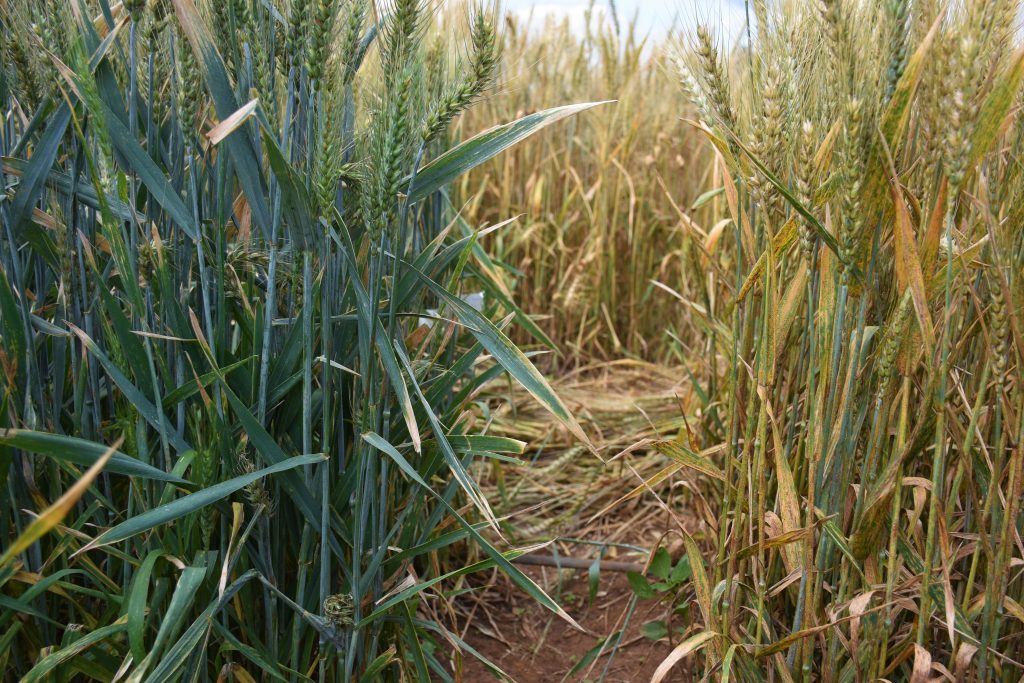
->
<box><xmin>454</xmin><ymin>7</ymin><xmax>712</xmax><ymax>365</ymax></box>
<box><xmin>0</xmin><ymin>0</ymin><xmax>600</xmax><ymax>678</ymax></box>
<box><xmin>660</xmin><ymin>0</ymin><xmax>1024</xmax><ymax>679</ymax></box>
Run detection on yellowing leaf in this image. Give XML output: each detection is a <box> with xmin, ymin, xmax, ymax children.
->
<box><xmin>653</xmin><ymin>440</ymin><xmax>725</xmax><ymax>480</ymax></box>
<box><xmin>207</xmin><ymin>98</ymin><xmax>259</xmax><ymax>145</ymax></box>
<box><xmin>0</xmin><ymin>438</ymin><xmax>119</xmax><ymax>568</ymax></box>
<box><xmin>650</xmin><ymin>631</ymin><xmax>718</xmax><ymax>683</ymax></box>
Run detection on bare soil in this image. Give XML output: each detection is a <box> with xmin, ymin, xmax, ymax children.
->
<box><xmin>451</xmin><ymin>567</ymin><xmax>696</xmax><ymax>682</ymax></box>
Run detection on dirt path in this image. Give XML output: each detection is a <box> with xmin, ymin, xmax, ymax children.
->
<box><xmin>456</xmin><ymin>568</ymin><xmax>689</xmax><ymax>682</ymax></box>
<box><xmin>447</xmin><ymin>362</ymin><xmax>703</xmax><ymax>682</ymax></box>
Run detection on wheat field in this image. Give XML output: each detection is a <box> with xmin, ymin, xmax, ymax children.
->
<box><xmin>1</xmin><ymin>0</ymin><xmax>1022</xmax><ymax>680</ymax></box>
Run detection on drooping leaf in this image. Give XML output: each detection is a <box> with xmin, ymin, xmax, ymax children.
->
<box><xmin>409</xmin><ymin>102</ymin><xmax>612</xmax><ymax>203</ymax></box>
<box><xmin>410</xmin><ymin>265</ymin><xmax>592</xmax><ymax>449</ymax></box>
<box><xmin>21</xmin><ymin>618</ymin><xmax>128</xmax><ymax>683</ymax></box>
<box><xmin>0</xmin><ymin>430</ymin><xmax>186</xmax><ymax>483</ymax></box>
<box><xmin>77</xmin><ymin>454</ymin><xmax>325</xmax><ymax>552</ymax></box>
<box><xmin>651</xmin><ymin>630</ymin><xmax>719</xmax><ymax>683</ymax></box>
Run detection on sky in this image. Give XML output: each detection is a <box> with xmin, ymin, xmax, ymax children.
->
<box><xmin>502</xmin><ymin>0</ymin><xmax>748</xmax><ymax>44</ymax></box>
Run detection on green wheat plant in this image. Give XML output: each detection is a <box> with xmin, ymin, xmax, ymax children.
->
<box><xmin>657</xmin><ymin>0</ymin><xmax>1024</xmax><ymax>679</ymax></box>
<box><xmin>0</xmin><ymin>0</ymin><xmax>601</xmax><ymax>678</ymax></box>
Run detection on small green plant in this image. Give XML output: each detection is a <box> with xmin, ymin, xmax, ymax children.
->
<box><xmin>626</xmin><ymin>546</ymin><xmax>692</xmax><ymax>642</ymax></box>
